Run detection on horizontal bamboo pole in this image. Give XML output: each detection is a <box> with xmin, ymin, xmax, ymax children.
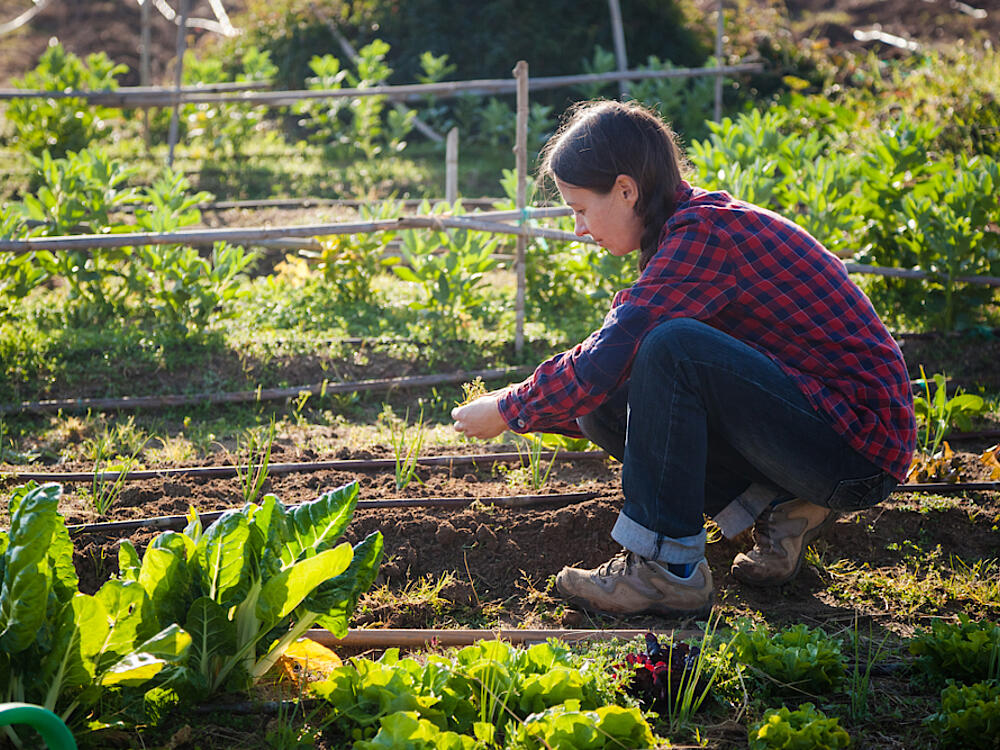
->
<box><xmin>61</xmin><ymin>491</ymin><xmax>600</xmax><ymax>535</ymax></box>
<box><xmin>0</xmin><ymin>63</ymin><xmax>764</xmax><ymax>106</ymax></box>
<box><xmin>6</xmin><ymin>451</ymin><xmax>608</xmax><ymax>483</ymax></box>
<box><xmin>0</xmin><ymin>213</ymin><xmax>578</xmax><ymax>253</ymax></box>
<box><xmin>897</xmin><ymin>481</ymin><xmax>1000</xmax><ymax>493</ymax></box>
<box><xmin>0</xmin><ymin>366</ymin><xmax>530</xmax><ymax>416</ymax></box>
<box><xmin>307</xmin><ymin>628</ymin><xmax>699</xmax><ymax>649</ymax></box>
<box><xmin>5</xmin><ymin>215</ymin><xmax>1000</xmax><ymax>288</ymax></box>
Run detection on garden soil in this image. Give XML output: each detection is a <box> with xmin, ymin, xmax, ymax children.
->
<box><xmin>13</xmin><ymin>438</ymin><xmax>998</xmax><ymax>634</ymax></box>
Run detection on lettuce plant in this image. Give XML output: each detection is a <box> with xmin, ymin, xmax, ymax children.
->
<box><xmin>925</xmin><ymin>679</ymin><xmax>1000</xmax><ymax>748</ymax></box>
<box><xmin>117</xmin><ymin>481</ymin><xmax>382</xmax><ymax>699</ymax></box>
<box><xmin>909</xmin><ymin>615</ymin><xmax>1000</xmax><ymax>684</ymax></box>
<box><xmin>732</xmin><ymin>622</ymin><xmax>846</xmax><ymax>693</ymax></box>
<box><xmin>749</xmin><ymin>702</ymin><xmax>850</xmax><ymax>749</ymax></box>
<box><xmin>0</xmin><ymin>483</ymin><xmax>190</xmax><ymax>744</ymax></box>
<box><xmin>511</xmin><ymin>700</ymin><xmax>656</xmax><ymax>750</ymax></box>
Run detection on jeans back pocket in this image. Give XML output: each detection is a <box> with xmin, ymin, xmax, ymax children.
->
<box><xmin>826</xmin><ymin>472</ymin><xmax>897</xmax><ymax>512</ymax></box>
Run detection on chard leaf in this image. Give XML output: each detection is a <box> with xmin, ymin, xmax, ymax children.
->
<box><xmin>151</xmin><ymin>530</ymin><xmax>195</xmax><ymax>561</ymax></box>
<box><xmin>248</xmin><ymin>494</ymin><xmax>285</xmax><ymax>578</ymax></box>
<box><xmin>101</xmin><ymin>624</ymin><xmax>191</xmax><ymax>688</ymax></box>
<box><xmin>49</xmin><ymin>516</ymin><xmax>79</xmax><ymax>602</ymax></box>
<box><xmin>256</xmin><ymin>543</ymin><xmax>352</xmax><ymax>626</ymax></box>
<box><xmin>282</xmin><ymin>482</ymin><xmax>359</xmax><ymax>565</ymax></box>
<box><xmin>0</xmin><ymin>483</ymin><xmax>62</xmax><ymax>654</ymax></box>
<box><xmin>118</xmin><ymin>540</ymin><xmax>141</xmax><ymax>582</ymax></box>
<box><xmin>310</xmin><ymin>531</ymin><xmax>384</xmax><ymax>638</ymax></box>
<box><xmin>185</xmin><ymin>597</ymin><xmax>237</xmax><ymax>683</ymax></box>
<box><xmin>39</xmin><ymin>594</ymin><xmax>109</xmax><ymax>711</ymax></box>
<box><xmin>196</xmin><ymin>511</ymin><xmax>251</xmax><ymax>607</ymax></box>
<box><xmin>93</xmin><ymin>579</ymin><xmax>155</xmax><ymax>670</ymax></box>
<box><xmin>139</xmin><ymin>547</ymin><xmax>190</xmax><ymax>629</ymax></box>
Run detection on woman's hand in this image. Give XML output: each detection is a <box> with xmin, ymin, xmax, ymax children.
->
<box><xmin>452</xmin><ymin>394</ymin><xmax>508</xmax><ymax>440</ymax></box>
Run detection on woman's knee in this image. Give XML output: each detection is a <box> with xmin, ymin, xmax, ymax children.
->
<box><xmin>635</xmin><ymin>318</ymin><xmax>710</xmax><ymax>369</ymax></box>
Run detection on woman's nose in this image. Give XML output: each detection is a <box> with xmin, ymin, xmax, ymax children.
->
<box><xmin>574</xmin><ymin>216</ymin><xmax>588</xmax><ymax>237</ymax></box>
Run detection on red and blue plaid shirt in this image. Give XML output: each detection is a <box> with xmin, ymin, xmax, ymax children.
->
<box><xmin>498</xmin><ymin>181</ymin><xmax>916</xmax><ymax>481</ymax></box>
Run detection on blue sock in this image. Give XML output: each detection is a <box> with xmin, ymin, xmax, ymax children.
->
<box><xmin>666</xmin><ymin>561</ymin><xmax>697</xmax><ymax>578</ymax></box>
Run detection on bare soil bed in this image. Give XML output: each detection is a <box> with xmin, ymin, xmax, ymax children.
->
<box><xmin>7</xmin><ymin>438</ymin><xmax>997</xmax><ymax>635</ymax></box>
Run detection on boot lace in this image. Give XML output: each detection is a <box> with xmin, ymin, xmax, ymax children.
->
<box><xmin>597</xmin><ymin>549</ymin><xmax>640</xmax><ymax>577</ymax></box>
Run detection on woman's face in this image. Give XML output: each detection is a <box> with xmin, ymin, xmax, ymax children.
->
<box><xmin>555</xmin><ymin>175</ymin><xmax>644</xmax><ymax>256</ymax></box>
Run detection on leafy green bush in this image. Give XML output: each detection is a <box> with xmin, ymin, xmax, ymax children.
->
<box><xmin>7</xmin><ymin>41</ymin><xmax>126</xmax><ymax>158</ymax></box>
<box><xmin>181</xmin><ymin>46</ymin><xmax>279</xmax><ymax>156</ymax></box>
<box><xmin>925</xmin><ymin>679</ymin><xmax>1000</xmax><ymax>748</ymax></box>
<box><xmin>909</xmin><ymin>615</ymin><xmax>1000</xmax><ymax>684</ymax></box>
<box><xmin>295</xmin><ymin>40</ymin><xmax>415</xmax><ymax>160</ymax></box>
<box><xmin>913</xmin><ymin>372</ymin><xmax>990</xmax><ymax>456</ymax></box>
<box><xmin>732</xmin><ymin>623</ymin><xmax>846</xmax><ymax>693</ymax></box>
<box><xmin>0</xmin><ymin>483</ymin><xmax>190</xmax><ymax>741</ymax></box>
<box><xmin>312</xmin><ymin>639</ymin><xmax>631</xmax><ymax>746</ymax></box>
<box><xmin>118</xmin><ymin>481</ymin><xmax>382</xmax><ymax>700</ymax></box>
<box><xmin>512</xmin><ymin>700</ymin><xmax>657</xmax><ymax>749</ymax></box>
<box><xmin>749</xmin><ymin>702</ymin><xmax>850</xmax><ymax>750</ymax></box>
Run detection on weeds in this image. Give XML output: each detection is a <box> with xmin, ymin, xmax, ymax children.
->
<box><xmin>382</xmin><ymin>405</ymin><xmax>426</xmax><ymax>491</ymax></box>
<box><xmin>846</xmin><ymin>614</ymin><xmax>888</xmax><ymax>721</ymax></box>
<box><xmin>513</xmin><ymin>434</ymin><xmax>558</xmax><ymax>491</ymax></box>
<box><xmin>232</xmin><ymin>420</ymin><xmax>276</xmax><ymax>505</ymax></box>
<box><xmin>90</xmin><ymin>433</ymin><xmax>147</xmax><ymax>516</ymax></box>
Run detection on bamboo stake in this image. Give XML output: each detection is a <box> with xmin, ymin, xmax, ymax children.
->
<box><xmin>0</xmin><ymin>366</ymin><xmax>530</xmax><ymax>416</ymax></box>
<box><xmin>445</xmin><ymin>127</ymin><xmax>459</xmax><ymax>203</ymax></box>
<box><xmin>0</xmin><ymin>0</ymin><xmax>53</xmax><ymax>35</ymax></box>
<box><xmin>513</xmin><ymin>60</ymin><xmax>529</xmax><ymax>355</ymax></box>
<box><xmin>308</xmin><ymin>628</ymin><xmax>699</xmax><ymax>649</ymax></box>
<box><xmin>607</xmin><ymin>0</ymin><xmax>630</xmax><ymax>98</ymax></box>
<box><xmin>6</xmin><ymin>451</ymin><xmax>608</xmax><ymax>483</ymax></box>
<box><xmin>140</xmin><ymin>0</ymin><xmax>151</xmax><ymax>147</ymax></box>
<box><xmin>714</xmin><ymin>0</ymin><xmax>725</xmax><ymax>121</ymax></box>
<box><xmin>166</xmin><ymin>0</ymin><xmax>189</xmax><ymax>168</ymax></box>
<box><xmin>62</xmin><ymin>491</ymin><xmax>601</xmax><ymax>535</ymax></box>
<box><xmin>0</xmin><ymin>63</ymin><xmax>766</xmax><ymax>106</ymax></box>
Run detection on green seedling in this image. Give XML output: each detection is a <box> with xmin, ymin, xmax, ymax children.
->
<box><xmin>234</xmin><ymin>420</ymin><xmax>276</xmax><ymax>505</ymax></box>
<box><xmin>847</xmin><ymin>614</ymin><xmax>889</xmax><ymax>721</ymax></box>
<box><xmin>515</xmin><ymin>434</ymin><xmax>558</xmax><ymax>492</ymax></box>
<box><xmin>90</xmin><ymin>434</ymin><xmax>148</xmax><ymax>517</ymax></box>
<box><xmin>385</xmin><ymin>406</ymin><xmax>426</xmax><ymax>491</ymax></box>
<box><xmin>914</xmin><ymin>366</ymin><xmax>988</xmax><ymax>456</ymax></box>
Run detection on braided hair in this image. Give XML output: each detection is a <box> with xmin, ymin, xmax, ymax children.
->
<box><xmin>539</xmin><ymin>100</ymin><xmax>687</xmax><ymax>271</ymax></box>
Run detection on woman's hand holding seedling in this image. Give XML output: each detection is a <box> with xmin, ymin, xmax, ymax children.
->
<box><xmin>452</xmin><ymin>394</ymin><xmax>507</xmax><ymax>440</ymax></box>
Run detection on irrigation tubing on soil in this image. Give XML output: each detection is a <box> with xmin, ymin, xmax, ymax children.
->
<box><xmin>62</xmin><ymin>491</ymin><xmax>601</xmax><ymax>535</ymax></box>
<box><xmin>0</xmin><ymin>366</ymin><xmax>532</xmax><ymax>416</ymax></box>
<box><xmin>5</xmin><ymin>450</ymin><xmax>609</xmax><ymax>483</ymax></box>
<box><xmin>307</xmin><ymin>628</ymin><xmax>702</xmax><ymax>649</ymax></box>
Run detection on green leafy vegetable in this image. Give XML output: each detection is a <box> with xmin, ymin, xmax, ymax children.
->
<box><xmin>925</xmin><ymin>679</ymin><xmax>1000</xmax><ymax>748</ymax></box>
<box><xmin>732</xmin><ymin>622</ymin><xmax>846</xmax><ymax>693</ymax></box>
<box><xmin>749</xmin><ymin>702</ymin><xmax>850</xmax><ymax>749</ymax></box>
<box><xmin>909</xmin><ymin>615</ymin><xmax>1000</xmax><ymax>684</ymax></box>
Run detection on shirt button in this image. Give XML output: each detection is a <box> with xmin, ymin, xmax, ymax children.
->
<box><xmin>517</xmin><ymin>419</ymin><xmax>526</xmax><ymax>428</ymax></box>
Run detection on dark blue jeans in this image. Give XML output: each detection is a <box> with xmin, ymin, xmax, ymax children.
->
<box><xmin>577</xmin><ymin>319</ymin><xmax>897</xmax><ymax>565</ymax></box>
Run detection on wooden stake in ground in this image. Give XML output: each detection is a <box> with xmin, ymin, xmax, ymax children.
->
<box><xmin>607</xmin><ymin>0</ymin><xmax>630</xmax><ymax>98</ymax></box>
<box><xmin>445</xmin><ymin>127</ymin><xmax>459</xmax><ymax>203</ymax></box>
<box><xmin>166</xmin><ymin>0</ymin><xmax>189</xmax><ymax>167</ymax></box>
<box><xmin>513</xmin><ymin>60</ymin><xmax>529</xmax><ymax>355</ymax></box>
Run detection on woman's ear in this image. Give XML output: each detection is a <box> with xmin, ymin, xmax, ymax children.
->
<box><xmin>615</xmin><ymin>174</ymin><xmax>640</xmax><ymax>208</ymax></box>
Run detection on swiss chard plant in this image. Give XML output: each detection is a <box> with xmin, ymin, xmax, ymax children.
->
<box><xmin>0</xmin><ymin>483</ymin><xmax>190</xmax><ymax>746</ymax></box>
<box><xmin>117</xmin><ymin>481</ymin><xmax>382</xmax><ymax>699</ymax></box>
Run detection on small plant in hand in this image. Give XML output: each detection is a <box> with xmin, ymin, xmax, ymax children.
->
<box><xmin>458</xmin><ymin>376</ymin><xmax>489</xmax><ymax>406</ymax></box>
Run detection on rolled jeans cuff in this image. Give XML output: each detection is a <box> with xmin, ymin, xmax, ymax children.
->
<box><xmin>713</xmin><ymin>482</ymin><xmax>788</xmax><ymax>539</ymax></box>
<box><xmin>611</xmin><ymin>511</ymin><xmax>706</xmax><ymax>564</ymax></box>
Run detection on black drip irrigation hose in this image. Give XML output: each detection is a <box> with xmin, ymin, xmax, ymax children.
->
<box><xmin>3</xmin><ymin>450</ymin><xmax>609</xmax><ymax>483</ymax></box>
<box><xmin>0</xmin><ymin>366</ymin><xmax>531</xmax><ymax>416</ymax></box>
<box><xmin>63</xmin><ymin>491</ymin><xmax>601</xmax><ymax>535</ymax></box>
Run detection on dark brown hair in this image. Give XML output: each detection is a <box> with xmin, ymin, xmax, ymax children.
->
<box><xmin>539</xmin><ymin>100</ymin><xmax>686</xmax><ymax>271</ymax></box>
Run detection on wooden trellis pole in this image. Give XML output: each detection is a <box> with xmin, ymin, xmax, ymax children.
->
<box><xmin>607</xmin><ymin>0</ymin><xmax>629</xmax><ymax>98</ymax></box>
<box><xmin>513</xmin><ymin>60</ymin><xmax>529</xmax><ymax>354</ymax></box>
<box><xmin>166</xmin><ymin>0</ymin><xmax>190</xmax><ymax>167</ymax></box>
<box><xmin>714</xmin><ymin>0</ymin><xmax>725</xmax><ymax>121</ymax></box>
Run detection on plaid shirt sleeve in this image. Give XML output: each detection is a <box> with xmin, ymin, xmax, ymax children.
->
<box><xmin>498</xmin><ymin>182</ymin><xmax>916</xmax><ymax>480</ymax></box>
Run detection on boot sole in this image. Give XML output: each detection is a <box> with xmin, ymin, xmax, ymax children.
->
<box><xmin>559</xmin><ymin>590</ymin><xmax>715</xmax><ymax>620</ymax></box>
<box><xmin>732</xmin><ymin>511</ymin><xmax>839</xmax><ymax>588</ymax></box>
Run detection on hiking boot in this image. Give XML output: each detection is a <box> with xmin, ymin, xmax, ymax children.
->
<box><xmin>555</xmin><ymin>550</ymin><xmax>713</xmax><ymax>617</ymax></box>
<box><xmin>730</xmin><ymin>498</ymin><xmax>836</xmax><ymax>586</ymax></box>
